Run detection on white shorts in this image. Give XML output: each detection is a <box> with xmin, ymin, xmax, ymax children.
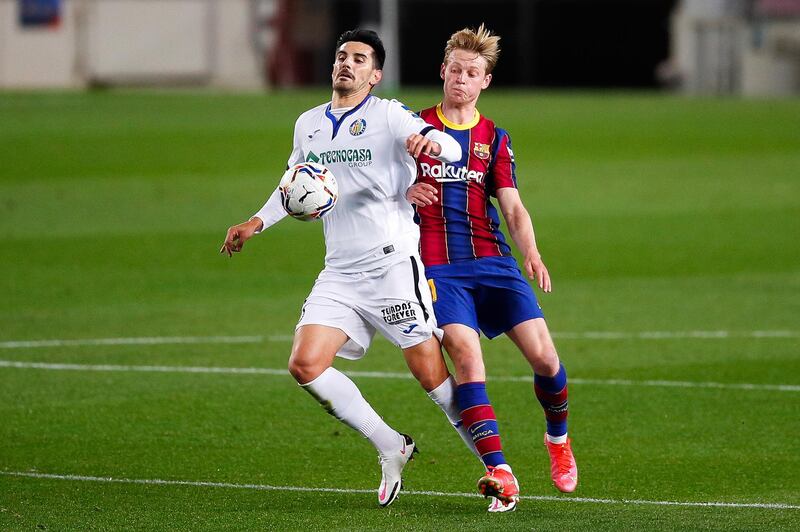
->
<box><xmin>297</xmin><ymin>255</ymin><xmax>438</xmax><ymax>360</ymax></box>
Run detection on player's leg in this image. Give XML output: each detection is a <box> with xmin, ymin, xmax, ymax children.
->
<box><xmin>506</xmin><ymin>318</ymin><xmax>578</xmax><ymax>493</ymax></box>
<box><xmin>293</xmin><ymin>276</ymin><xmax>415</xmax><ymax>507</ymax></box>
<box><xmin>290</xmin><ymin>323</ymin><xmax>407</xmax><ymax>460</ymax></box>
<box><xmin>401</xmin><ymin>336</ymin><xmax>479</xmax><ymax>460</ymax></box>
<box><xmin>364</xmin><ymin>257</ymin><xmax>480</xmax><ymax>480</ymax></box>
<box><xmin>429</xmin><ymin>268</ymin><xmax>504</xmax><ymax>457</ymax></box>
<box><xmin>442</xmin><ymin>323</ymin><xmax>519</xmax><ymax>508</ymax></box>
<box><xmin>506</xmin><ymin>318</ymin><xmax>569</xmax><ymax>441</ymax></box>
<box><xmin>290</xmin><ymin>324</ymin><xmax>414</xmax><ymax>507</ymax></box>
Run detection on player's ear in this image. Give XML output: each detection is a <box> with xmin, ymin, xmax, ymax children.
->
<box><xmin>482</xmin><ymin>73</ymin><xmax>492</xmax><ymax>89</ymax></box>
<box><xmin>440</xmin><ymin>63</ymin><xmax>446</xmax><ymax>81</ymax></box>
<box><xmin>370</xmin><ymin>68</ymin><xmax>383</xmax><ymax>87</ymax></box>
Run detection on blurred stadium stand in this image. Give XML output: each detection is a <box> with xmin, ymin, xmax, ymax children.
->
<box><xmin>669</xmin><ymin>0</ymin><xmax>800</xmax><ymax>95</ymax></box>
<box><xmin>0</xmin><ymin>0</ymin><xmax>797</xmax><ymax>95</ymax></box>
<box><xmin>0</xmin><ymin>0</ymin><xmax>262</xmax><ymax>88</ymax></box>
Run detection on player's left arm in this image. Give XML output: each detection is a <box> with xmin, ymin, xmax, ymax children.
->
<box><xmin>387</xmin><ymin>100</ymin><xmax>460</xmax><ymax>162</ymax></box>
<box><xmin>497</xmin><ymin>188</ymin><xmax>552</xmax><ymax>293</ymax></box>
<box><xmin>406</xmin><ymin>129</ymin><xmax>460</xmax><ymax>162</ymax></box>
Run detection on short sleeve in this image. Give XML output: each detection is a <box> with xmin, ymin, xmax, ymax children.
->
<box><xmin>487</xmin><ymin>128</ymin><xmax>517</xmax><ymax>196</ymax></box>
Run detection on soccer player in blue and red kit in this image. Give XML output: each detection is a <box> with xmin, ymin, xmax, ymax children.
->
<box><xmin>407</xmin><ymin>24</ymin><xmax>578</xmax><ymax>512</ymax></box>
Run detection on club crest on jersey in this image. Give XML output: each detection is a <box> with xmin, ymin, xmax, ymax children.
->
<box><xmin>473</xmin><ymin>142</ymin><xmax>491</xmax><ymax>160</ymax></box>
<box><xmin>349</xmin><ymin>118</ymin><xmax>367</xmax><ymax>136</ymax></box>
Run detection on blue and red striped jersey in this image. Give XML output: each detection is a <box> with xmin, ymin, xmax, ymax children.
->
<box><xmin>415</xmin><ymin>104</ymin><xmax>517</xmax><ymax>266</ymax></box>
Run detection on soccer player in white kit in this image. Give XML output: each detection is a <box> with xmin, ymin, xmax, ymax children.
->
<box><xmin>221</xmin><ymin>30</ymin><xmax>478</xmax><ymax>507</ymax></box>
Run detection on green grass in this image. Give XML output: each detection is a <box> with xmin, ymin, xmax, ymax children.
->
<box><xmin>1</xmin><ymin>89</ymin><xmax>799</xmax><ymax>530</ymax></box>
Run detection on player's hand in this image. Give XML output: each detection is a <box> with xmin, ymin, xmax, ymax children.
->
<box><xmin>219</xmin><ymin>218</ymin><xmax>263</xmax><ymax>257</ymax></box>
<box><xmin>406</xmin><ymin>183</ymin><xmax>439</xmax><ymax>206</ymax></box>
<box><xmin>406</xmin><ymin>134</ymin><xmax>441</xmax><ymax>158</ymax></box>
<box><xmin>524</xmin><ymin>250</ymin><xmax>552</xmax><ymax>293</ymax></box>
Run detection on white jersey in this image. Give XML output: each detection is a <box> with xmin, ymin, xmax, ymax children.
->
<box><xmin>254</xmin><ymin>95</ymin><xmax>459</xmax><ymax>273</ymax></box>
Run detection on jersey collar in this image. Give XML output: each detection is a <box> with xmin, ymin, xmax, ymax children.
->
<box><xmin>325</xmin><ymin>94</ymin><xmax>373</xmax><ymax>139</ymax></box>
<box><xmin>436</xmin><ymin>103</ymin><xmax>480</xmax><ymax>130</ymax></box>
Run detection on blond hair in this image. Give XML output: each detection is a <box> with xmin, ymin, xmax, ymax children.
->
<box><xmin>443</xmin><ymin>23</ymin><xmax>501</xmax><ymax>73</ymax></box>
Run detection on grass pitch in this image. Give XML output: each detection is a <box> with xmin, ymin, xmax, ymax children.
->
<box><xmin>1</xmin><ymin>89</ymin><xmax>799</xmax><ymax>530</ymax></box>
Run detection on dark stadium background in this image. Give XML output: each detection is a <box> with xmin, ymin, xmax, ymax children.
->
<box><xmin>330</xmin><ymin>0</ymin><xmax>677</xmax><ymax>87</ymax></box>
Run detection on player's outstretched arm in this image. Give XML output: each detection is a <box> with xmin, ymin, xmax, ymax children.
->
<box><xmin>222</xmin><ymin>187</ymin><xmax>287</xmax><ymax>258</ymax></box>
<box><xmin>219</xmin><ymin>217</ymin><xmax>263</xmax><ymax>257</ymax></box>
<box><xmin>496</xmin><ymin>188</ymin><xmax>552</xmax><ymax>293</ymax></box>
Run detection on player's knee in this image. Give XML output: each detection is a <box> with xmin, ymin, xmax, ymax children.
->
<box><xmin>451</xmin><ymin>354</ymin><xmax>485</xmax><ymax>382</ymax></box>
<box><xmin>287</xmin><ymin>352</ymin><xmax>324</xmax><ymax>384</ymax></box>
<box><xmin>531</xmin><ymin>348</ymin><xmax>560</xmax><ymax>377</ymax></box>
<box><xmin>443</xmin><ymin>335</ymin><xmax>479</xmax><ymax>361</ymax></box>
<box><xmin>403</xmin><ymin>339</ymin><xmax>449</xmax><ymax>392</ymax></box>
<box><xmin>414</xmin><ymin>363</ymin><xmax>451</xmax><ymax>392</ymax></box>
<box><xmin>415</xmin><ymin>374</ymin><xmax>441</xmax><ymax>392</ymax></box>
<box><xmin>519</xmin><ymin>327</ymin><xmax>558</xmax><ymax>375</ymax></box>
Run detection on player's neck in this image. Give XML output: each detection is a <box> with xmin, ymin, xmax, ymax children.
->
<box><xmin>440</xmin><ymin>100</ymin><xmax>478</xmax><ymax>125</ymax></box>
<box><xmin>331</xmin><ymin>87</ymin><xmax>372</xmax><ymax>109</ymax></box>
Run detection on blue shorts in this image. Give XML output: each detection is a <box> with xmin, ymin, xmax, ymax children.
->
<box><xmin>425</xmin><ymin>256</ymin><xmax>544</xmax><ymax>339</ymax></box>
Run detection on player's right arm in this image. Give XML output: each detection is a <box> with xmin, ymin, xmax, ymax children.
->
<box><xmin>220</xmin><ymin>217</ymin><xmax>263</xmax><ymax>257</ymax></box>
<box><xmin>220</xmin><ymin>115</ymin><xmax>306</xmax><ymax>257</ymax></box>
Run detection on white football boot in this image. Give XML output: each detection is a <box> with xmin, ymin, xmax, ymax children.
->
<box><xmin>488</xmin><ymin>496</ymin><xmax>518</xmax><ymax>513</ymax></box>
<box><xmin>377</xmin><ymin>433</ymin><xmax>417</xmax><ymax>507</ymax></box>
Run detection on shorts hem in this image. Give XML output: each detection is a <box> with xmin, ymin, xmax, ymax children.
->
<box><xmin>395</xmin><ymin>331</ymin><xmax>433</xmax><ymax>350</ymax></box>
<box><xmin>295</xmin><ymin>319</ymin><xmax>368</xmax><ymax>355</ymax></box>
<box><xmin>483</xmin><ymin>315</ymin><xmax>546</xmax><ymax>340</ymax></box>
<box><xmin>437</xmin><ymin>320</ymin><xmax>481</xmax><ymax>336</ymax></box>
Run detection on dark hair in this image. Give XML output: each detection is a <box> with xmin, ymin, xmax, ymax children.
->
<box><xmin>335</xmin><ymin>29</ymin><xmax>386</xmax><ymax>70</ymax></box>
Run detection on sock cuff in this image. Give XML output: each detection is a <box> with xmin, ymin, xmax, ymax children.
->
<box><xmin>457</xmin><ymin>381</ymin><xmax>487</xmax><ymax>392</ymax></box>
<box><xmin>299</xmin><ymin>366</ymin><xmax>336</xmax><ymax>388</ymax></box>
<box><xmin>534</xmin><ymin>363</ymin><xmax>567</xmax><ymax>392</ymax></box>
<box><xmin>427</xmin><ymin>375</ymin><xmax>456</xmax><ymax>400</ymax></box>
<box><xmin>300</xmin><ymin>367</ymin><xmax>359</xmax><ymax>422</ymax></box>
<box><xmin>456</xmin><ymin>381</ymin><xmax>490</xmax><ymax>411</ymax></box>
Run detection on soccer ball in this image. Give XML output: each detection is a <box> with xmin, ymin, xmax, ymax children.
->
<box><xmin>278</xmin><ymin>162</ymin><xmax>338</xmax><ymax>221</ymax></box>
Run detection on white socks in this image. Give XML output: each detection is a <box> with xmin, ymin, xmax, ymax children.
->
<box><xmin>546</xmin><ymin>432</ymin><xmax>568</xmax><ymax>444</ymax></box>
<box><xmin>301</xmin><ymin>367</ymin><xmax>402</xmax><ymax>454</ymax></box>
<box><xmin>301</xmin><ymin>369</ymin><xmax>492</xmax><ymax>460</ymax></box>
<box><xmin>427</xmin><ymin>375</ymin><xmax>481</xmax><ymax>462</ymax></box>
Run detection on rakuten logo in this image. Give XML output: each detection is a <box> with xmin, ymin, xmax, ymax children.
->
<box><xmin>419</xmin><ymin>162</ymin><xmax>485</xmax><ymax>183</ymax></box>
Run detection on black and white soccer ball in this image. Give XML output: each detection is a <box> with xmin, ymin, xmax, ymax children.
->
<box><xmin>278</xmin><ymin>162</ymin><xmax>338</xmax><ymax>221</ymax></box>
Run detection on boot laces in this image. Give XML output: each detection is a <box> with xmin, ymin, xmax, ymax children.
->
<box><xmin>552</xmin><ymin>443</ymin><xmax>574</xmax><ymax>474</ymax></box>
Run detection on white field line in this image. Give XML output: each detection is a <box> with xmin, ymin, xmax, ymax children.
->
<box><xmin>1</xmin><ymin>360</ymin><xmax>799</xmax><ymax>392</ymax></box>
<box><xmin>0</xmin><ymin>336</ymin><xmax>269</xmax><ymax>349</ymax></box>
<box><xmin>1</xmin><ymin>330</ymin><xmax>798</xmax><ymax>349</ymax></box>
<box><xmin>2</xmin><ymin>471</ymin><xmax>798</xmax><ymax>510</ymax></box>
